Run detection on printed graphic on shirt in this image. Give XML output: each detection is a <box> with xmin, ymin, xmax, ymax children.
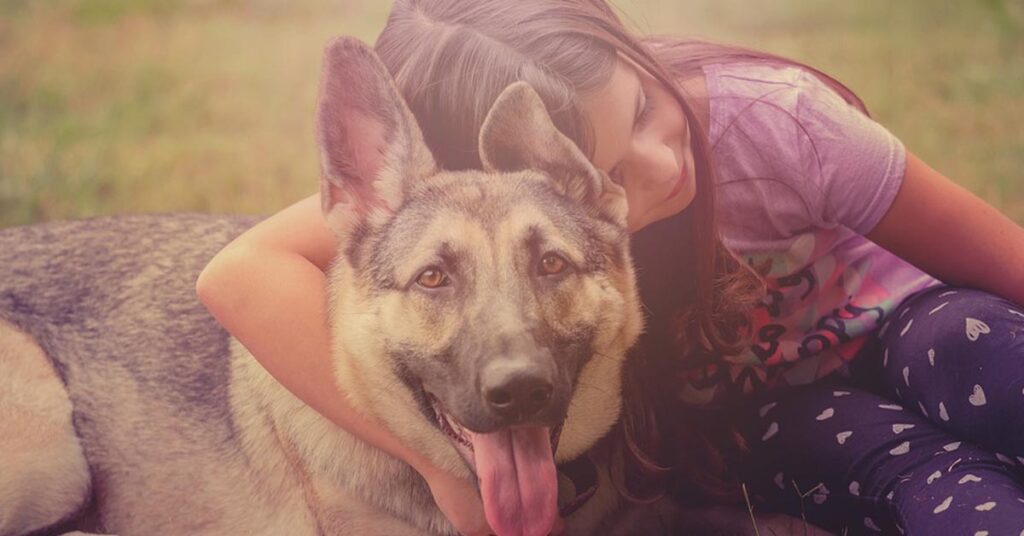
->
<box><xmin>679</xmin><ymin>230</ymin><xmax>932</xmax><ymax>406</ymax></box>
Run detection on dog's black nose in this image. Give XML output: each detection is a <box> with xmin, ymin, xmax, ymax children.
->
<box><xmin>482</xmin><ymin>362</ymin><xmax>554</xmax><ymax>420</ymax></box>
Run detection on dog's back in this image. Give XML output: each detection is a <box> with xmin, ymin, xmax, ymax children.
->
<box><xmin>0</xmin><ymin>214</ymin><xmax>253</xmax><ymax>393</ymax></box>
<box><xmin>0</xmin><ymin>214</ymin><xmax>250</xmax><ymax>428</ymax></box>
<box><xmin>0</xmin><ymin>214</ymin><xmax>312</xmax><ymax>535</ymax></box>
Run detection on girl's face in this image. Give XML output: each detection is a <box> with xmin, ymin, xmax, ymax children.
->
<box><xmin>582</xmin><ymin>58</ymin><xmax>696</xmax><ymax>232</ymax></box>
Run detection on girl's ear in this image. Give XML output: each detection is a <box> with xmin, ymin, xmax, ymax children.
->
<box><xmin>478</xmin><ymin>82</ymin><xmax>629</xmax><ymax>227</ymax></box>
<box><xmin>315</xmin><ymin>37</ymin><xmax>438</xmax><ymax>237</ymax></box>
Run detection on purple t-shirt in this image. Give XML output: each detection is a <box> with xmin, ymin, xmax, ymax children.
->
<box><xmin>678</xmin><ymin>63</ymin><xmax>941</xmax><ymax>406</ymax></box>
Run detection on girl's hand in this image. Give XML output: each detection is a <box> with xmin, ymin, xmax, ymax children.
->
<box><xmin>420</xmin><ymin>465</ymin><xmax>494</xmax><ymax>536</ymax></box>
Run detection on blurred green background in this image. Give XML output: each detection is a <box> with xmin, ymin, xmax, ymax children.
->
<box><xmin>1</xmin><ymin>0</ymin><xmax>1021</xmax><ymax>227</ymax></box>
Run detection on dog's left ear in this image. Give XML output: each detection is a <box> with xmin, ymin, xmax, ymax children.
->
<box><xmin>478</xmin><ymin>82</ymin><xmax>629</xmax><ymax>227</ymax></box>
<box><xmin>315</xmin><ymin>37</ymin><xmax>438</xmax><ymax>236</ymax></box>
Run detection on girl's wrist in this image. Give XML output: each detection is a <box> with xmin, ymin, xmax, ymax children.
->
<box><xmin>410</xmin><ymin>455</ymin><xmax>465</xmax><ymax>488</ymax></box>
<box><xmin>388</xmin><ymin>438</ymin><xmax>433</xmax><ymax>476</ymax></box>
<box><xmin>409</xmin><ymin>453</ymin><xmax>443</xmax><ymax>480</ymax></box>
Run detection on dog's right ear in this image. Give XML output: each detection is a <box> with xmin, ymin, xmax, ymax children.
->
<box><xmin>315</xmin><ymin>37</ymin><xmax>438</xmax><ymax>236</ymax></box>
<box><xmin>478</xmin><ymin>82</ymin><xmax>629</xmax><ymax>228</ymax></box>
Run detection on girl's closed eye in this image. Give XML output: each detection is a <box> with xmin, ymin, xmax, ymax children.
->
<box><xmin>609</xmin><ymin>86</ymin><xmax>657</xmax><ymax>185</ymax></box>
<box><xmin>635</xmin><ymin>86</ymin><xmax>655</xmax><ymax>130</ymax></box>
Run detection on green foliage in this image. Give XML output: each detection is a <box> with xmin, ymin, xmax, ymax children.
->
<box><xmin>1</xmin><ymin>0</ymin><xmax>1021</xmax><ymax>227</ymax></box>
<box><xmin>72</xmin><ymin>0</ymin><xmax>182</xmax><ymax>24</ymax></box>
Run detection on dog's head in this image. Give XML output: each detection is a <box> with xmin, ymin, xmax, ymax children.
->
<box><xmin>315</xmin><ymin>38</ymin><xmax>642</xmax><ymax>534</ymax></box>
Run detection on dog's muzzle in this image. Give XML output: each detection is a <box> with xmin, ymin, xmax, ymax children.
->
<box><xmin>427</xmin><ymin>393</ymin><xmax>563</xmax><ymax>470</ymax></box>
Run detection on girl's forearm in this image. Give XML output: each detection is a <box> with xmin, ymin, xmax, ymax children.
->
<box><xmin>195</xmin><ymin>245</ymin><xmax>434</xmax><ymax>474</ymax></box>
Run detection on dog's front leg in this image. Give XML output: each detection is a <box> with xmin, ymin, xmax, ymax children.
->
<box><xmin>314</xmin><ymin>484</ymin><xmax>440</xmax><ymax>536</ymax></box>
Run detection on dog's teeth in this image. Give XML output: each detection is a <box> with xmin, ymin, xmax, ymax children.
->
<box><xmin>429</xmin><ymin>396</ymin><xmax>475</xmax><ymax>453</ymax></box>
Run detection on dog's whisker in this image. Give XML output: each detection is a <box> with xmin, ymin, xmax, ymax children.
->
<box><xmin>590</xmin><ymin>350</ymin><xmax>623</xmax><ymax>364</ymax></box>
<box><xmin>573</xmin><ymin>379</ymin><xmax>618</xmax><ymax>398</ymax></box>
<box><xmin>333</xmin><ymin>312</ymin><xmax>378</xmax><ymax>317</ymax></box>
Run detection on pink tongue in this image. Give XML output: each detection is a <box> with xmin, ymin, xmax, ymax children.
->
<box><xmin>472</xmin><ymin>426</ymin><xmax>557</xmax><ymax>536</ymax></box>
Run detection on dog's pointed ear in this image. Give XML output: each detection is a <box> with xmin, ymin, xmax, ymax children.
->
<box><xmin>316</xmin><ymin>37</ymin><xmax>438</xmax><ymax>236</ymax></box>
<box><xmin>478</xmin><ymin>82</ymin><xmax>628</xmax><ymax>227</ymax></box>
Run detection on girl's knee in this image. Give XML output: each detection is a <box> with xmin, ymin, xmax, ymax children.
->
<box><xmin>879</xmin><ymin>287</ymin><xmax>1023</xmax><ymax>367</ymax></box>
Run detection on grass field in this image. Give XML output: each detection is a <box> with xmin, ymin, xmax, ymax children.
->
<box><xmin>1</xmin><ymin>0</ymin><xmax>1022</xmax><ymax>227</ymax></box>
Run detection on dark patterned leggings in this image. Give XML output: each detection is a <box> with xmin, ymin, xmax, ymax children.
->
<box><xmin>733</xmin><ymin>287</ymin><xmax>1024</xmax><ymax>535</ymax></box>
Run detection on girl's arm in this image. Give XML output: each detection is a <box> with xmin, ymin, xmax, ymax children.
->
<box><xmin>194</xmin><ymin>193</ymin><xmax>492</xmax><ymax>536</ymax></box>
<box><xmin>866</xmin><ymin>150</ymin><xmax>1024</xmax><ymax>305</ymax></box>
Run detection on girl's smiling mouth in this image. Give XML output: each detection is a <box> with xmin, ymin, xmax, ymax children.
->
<box><xmin>664</xmin><ymin>160</ymin><xmax>689</xmax><ymax>202</ymax></box>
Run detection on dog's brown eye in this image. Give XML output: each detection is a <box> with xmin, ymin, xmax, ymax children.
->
<box><xmin>416</xmin><ymin>268</ymin><xmax>449</xmax><ymax>289</ymax></box>
<box><xmin>539</xmin><ymin>253</ymin><xmax>568</xmax><ymax>276</ymax></box>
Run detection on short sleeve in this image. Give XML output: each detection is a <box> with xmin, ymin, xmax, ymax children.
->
<box><xmin>793</xmin><ymin>70</ymin><xmax>907</xmax><ymax>234</ymax></box>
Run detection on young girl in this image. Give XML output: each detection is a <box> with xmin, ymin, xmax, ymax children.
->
<box><xmin>196</xmin><ymin>0</ymin><xmax>1024</xmax><ymax>534</ymax></box>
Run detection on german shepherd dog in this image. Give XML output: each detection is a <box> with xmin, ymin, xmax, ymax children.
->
<box><xmin>0</xmin><ymin>37</ymin><xmax>650</xmax><ymax>536</ymax></box>
<box><xmin>0</xmin><ymin>38</ymin><xmax>830</xmax><ymax>536</ymax></box>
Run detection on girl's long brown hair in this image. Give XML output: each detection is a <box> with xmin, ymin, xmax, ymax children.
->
<box><xmin>373</xmin><ymin>0</ymin><xmax>868</xmax><ymax>504</ymax></box>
